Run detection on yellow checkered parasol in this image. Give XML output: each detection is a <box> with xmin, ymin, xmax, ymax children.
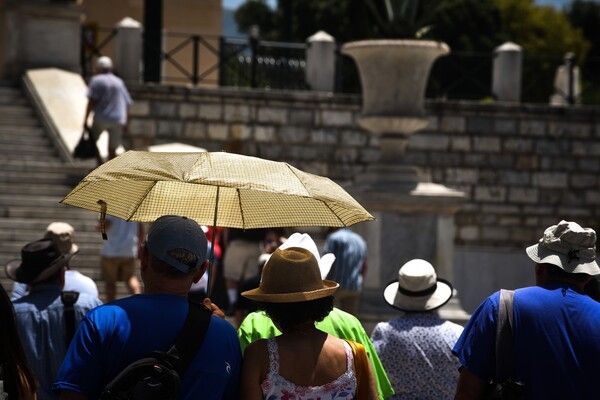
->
<box><xmin>61</xmin><ymin>150</ymin><xmax>374</xmax><ymax>228</ymax></box>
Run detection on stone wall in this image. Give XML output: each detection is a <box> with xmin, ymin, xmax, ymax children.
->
<box><xmin>126</xmin><ymin>84</ymin><xmax>600</xmax><ymax>311</ymax></box>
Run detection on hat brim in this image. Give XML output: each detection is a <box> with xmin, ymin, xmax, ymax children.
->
<box><xmin>242</xmin><ymin>279</ymin><xmax>339</xmax><ymax>303</ymax></box>
<box><xmin>383</xmin><ymin>278</ymin><xmax>453</xmax><ymax>312</ymax></box>
<box><xmin>5</xmin><ymin>253</ymin><xmax>73</xmax><ymax>284</ymax></box>
<box><xmin>526</xmin><ymin>244</ymin><xmax>600</xmax><ymax>275</ymax></box>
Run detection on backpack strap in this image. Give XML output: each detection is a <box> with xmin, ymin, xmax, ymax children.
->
<box><xmin>495</xmin><ymin>289</ymin><xmax>515</xmax><ymax>383</ymax></box>
<box><xmin>167</xmin><ymin>299</ymin><xmax>212</xmax><ymax>376</ymax></box>
<box><xmin>61</xmin><ymin>291</ymin><xmax>80</xmax><ymax>348</ymax></box>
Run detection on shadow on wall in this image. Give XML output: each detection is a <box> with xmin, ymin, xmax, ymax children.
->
<box><xmin>454</xmin><ymin>248</ymin><xmax>535</xmax><ymax>313</ymax></box>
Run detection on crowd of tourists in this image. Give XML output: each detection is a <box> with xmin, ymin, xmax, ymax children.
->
<box><xmin>1</xmin><ymin>216</ymin><xmax>599</xmax><ymax>399</ymax></box>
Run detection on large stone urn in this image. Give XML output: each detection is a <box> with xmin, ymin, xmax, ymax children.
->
<box><xmin>342</xmin><ymin>40</ymin><xmax>469</xmax><ymax>324</ymax></box>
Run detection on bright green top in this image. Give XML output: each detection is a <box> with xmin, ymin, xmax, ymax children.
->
<box><xmin>238</xmin><ymin>309</ymin><xmax>395</xmax><ymax>400</ymax></box>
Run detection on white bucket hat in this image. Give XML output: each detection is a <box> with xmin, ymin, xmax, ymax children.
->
<box><xmin>383</xmin><ymin>259</ymin><xmax>453</xmax><ymax>312</ymax></box>
<box><xmin>278</xmin><ymin>232</ymin><xmax>335</xmax><ymax>279</ymax></box>
<box><xmin>526</xmin><ymin>220</ymin><xmax>599</xmax><ymax>275</ymax></box>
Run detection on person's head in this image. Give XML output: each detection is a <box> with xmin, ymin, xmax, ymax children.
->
<box><xmin>5</xmin><ymin>238</ymin><xmax>73</xmax><ymax>286</ymax></box>
<box><xmin>141</xmin><ymin>215</ymin><xmax>209</xmax><ymax>293</ymax></box>
<box><xmin>0</xmin><ymin>284</ymin><xmax>38</xmax><ymax>397</ymax></box>
<box><xmin>383</xmin><ymin>259</ymin><xmax>453</xmax><ymax>313</ymax></box>
<box><xmin>45</xmin><ymin>222</ymin><xmax>79</xmax><ymax>264</ymax></box>
<box><xmin>526</xmin><ymin>220</ymin><xmax>599</xmax><ymax>287</ymax></box>
<box><xmin>261</xmin><ymin>228</ymin><xmax>287</xmax><ymax>254</ymax></box>
<box><xmin>96</xmin><ymin>56</ymin><xmax>113</xmax><ymax>73</ymax></box>
<box><xmin>241</xmin><ymin>247</ymin><xmax>338</xmax><ymax>330</ymax></box>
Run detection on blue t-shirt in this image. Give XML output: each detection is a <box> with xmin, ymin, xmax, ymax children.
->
<box><xmin>453</xmin><ymin>283</ymin><xmax>600</xmax><ymax>400</ymax></box>
<box><xmin>53</xmin><ymin>294</ymin><xmax>241</xmax><ymax>400</ymax></box>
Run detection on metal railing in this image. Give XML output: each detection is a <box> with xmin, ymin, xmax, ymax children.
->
<box><xmin>80</xmin><ymin>26</ymin><xmax>600</xmax><ymax>105</ymax></box>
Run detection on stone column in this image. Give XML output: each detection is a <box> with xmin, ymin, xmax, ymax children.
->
<box><xmin>4</xmin><ymin>1</ymin><xmax>83</xmax><ymax>80</ymax></box>
<box><xmin>305</xmin><ymin>31</ymin><xmax>336</xmax><ymax>92</ymax></box>
<box><xmin>114</xmin><ymin>17</ymin><xmax>143</xmax><ymax>84</ymax></box>
<box><xmin>492</xmin><ymin>42</ymin><xmax>523</xmax><ymax>102</ymax></box>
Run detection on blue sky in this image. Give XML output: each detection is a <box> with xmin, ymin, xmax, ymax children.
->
<box><xmin>222</xmin><ymin>0</ymin><xmax>275</xmax><ymax>10</ymax></box>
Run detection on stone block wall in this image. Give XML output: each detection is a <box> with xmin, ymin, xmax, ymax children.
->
<box><xmin>411</xmin><ymin>101</ymin><xmax>600</xmax><ymax>250</ymax></box>
<box><xmin>126</xmin><ymin>84</ymin><xmax>378</xmax><ymax>184</ymax></box>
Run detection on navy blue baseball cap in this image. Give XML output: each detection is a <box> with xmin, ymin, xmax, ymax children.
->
<box><xmin>145</xmin><ymin>215</ymin><xmax>208</xmax><ymax>273</ymax></box>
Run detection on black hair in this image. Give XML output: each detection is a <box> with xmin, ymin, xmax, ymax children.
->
<box><xmin>148</xmin><ymin>248</ymin><xmax>199</xmax><ymax>279</ymax></box>
<box><xmin>259</xmin><ymin>296</ymin><xmax>334</xmax><ymax>331</ymax></box>
<box><xmin>541</xmin><ymin>263</ymin><xmax>592</xmax><ymax>285</ymax></box>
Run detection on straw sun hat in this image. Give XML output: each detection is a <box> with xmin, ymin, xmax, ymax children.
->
<box><xmin>383</xmin><ymin>259</ymin><xmax>453</xmax><ymax>312</ymax></box>
<box><xmin>242</xmin><ymin>247</ymin><xmax>338</xmax><ymax>303</ymax></box>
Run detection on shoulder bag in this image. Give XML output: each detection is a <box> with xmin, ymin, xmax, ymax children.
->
<box><xmin>485</xmin><ymin>289</ymin><xmax>524</xmax><ymax>400</ymax></box>
<box><xmin>346</xmin><ymin>339</ymin><xmax>371</xmax><ymax>400</ymax></box>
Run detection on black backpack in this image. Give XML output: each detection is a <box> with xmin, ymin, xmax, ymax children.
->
<box><xmin>100</xmin><ymin>299</ymin><xmax>212</xmax><ymax>400</ymax></box>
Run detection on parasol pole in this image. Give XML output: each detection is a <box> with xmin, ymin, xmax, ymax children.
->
<box><xmin>206</xmin><ymin>186</ymin><xmax>220</xmax><ymax>299</ymax></box>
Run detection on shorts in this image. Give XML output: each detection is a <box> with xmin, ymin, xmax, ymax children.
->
<box><xmin>91</xmin><ymin>121</ymin><xmax>124</xmax><ymax>149</ymax></box>
<box><xmin>101</xmin><ymin>256</ymin><xmax>137</xmax><ymax>282</ymax></box>
<box><xmin>223</xmin><ymin>240</ymin><xmax>262</xmax><ymax>281</ymax></box>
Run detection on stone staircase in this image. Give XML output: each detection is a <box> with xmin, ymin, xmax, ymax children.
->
<box><xmin>0</xmin><ymin>83</ymin><xmax>130</xmax><ymax>302</ymax></box>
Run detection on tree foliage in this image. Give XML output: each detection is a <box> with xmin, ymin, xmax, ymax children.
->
<box><xmin>231</xmin><ymin>0</ymin><xmax>592</xmax><ymax>102</ymax></box>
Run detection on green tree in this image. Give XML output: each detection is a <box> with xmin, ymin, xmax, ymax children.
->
<box><xmin>234</xmin><ymin>0</ymin><xmax>277</xmax><ymax>39</ymax></box>
<box><xmin>495</xmin><ymin>0</ymin><xmax>590</xmax><ymax>102</ymax></box>
<box><xmin>567</xmin><ymin>0</ymin><xmax>600</xmax><ymax>103</ymax></box>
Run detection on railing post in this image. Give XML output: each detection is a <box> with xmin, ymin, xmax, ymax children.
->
<box><xmin>192</xmin><ymin>35</ymin><xmax>200</xmax><ymax>85</ymax></box>
<box><xmin>249</xmin><ymin>25</ymin><xmax>260</xmax><ymax>88</ymax></box>
<box><xmin>218</xmin><ymin>36</ymin><xmax>226</xmax><ymax>87</ymax></box>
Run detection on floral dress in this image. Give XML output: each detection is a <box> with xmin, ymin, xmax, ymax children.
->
<box><xmin>261</xmin><ymin>337</ymin><xmax>357</xmax><ymax>399</ymax></box>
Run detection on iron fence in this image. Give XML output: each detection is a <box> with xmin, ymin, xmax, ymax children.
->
<box><xmin>80</xmin><ymin>26</ymin><xmax>600</xmax><ymax>105</ymax></box>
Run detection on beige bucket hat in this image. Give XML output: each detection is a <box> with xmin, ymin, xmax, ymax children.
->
<box><xmin>383</xmin><ymin>259</ymin><xmax>453</xmax><ymax>312</ymax></box>
<box><xmin>45</xmin><ymin>222</ymin><xmax>79</xmax><ymax>255</ymax></box>
<box><xmin>526</xmin><ymin>220</ymin><xmax>599</xmax><ymax>275</ymax></box>
<box><xmin>242</xmin><ymin>247</ymin><xmax>338</xmax><ymax>303</ymax></box>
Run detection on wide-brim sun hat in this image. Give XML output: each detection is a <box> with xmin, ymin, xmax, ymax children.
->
<box><xmin>383</xmin><ymin>259</ymin><xmax>453</xmax><ymax>312</ymax></box>
<box><xmin>278</xmin><ymin>232</ymin><xmax>336</xmax><ymax>279</ymax></box>
<box><xmin>5</xmin><ymin>238</ymin><xmax>73</xmax><ymax>284</ymax></box>
<box><xmin>526</xmin><ymin>220</ymin><xmax>599</xmax><ymax>275</ymax></box>
<box><xmin>242</xmin><ymin>247</ymin><xmax>338</xmax><ymax>303</ymax></box>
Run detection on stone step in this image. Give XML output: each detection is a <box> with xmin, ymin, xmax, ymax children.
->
<box><xmin>0</xmin><ymin>138</ymin><xmax>58</xmax><ymax>155</ymax></box>
<box><xmin>0</xmin><ymin>142</ymin><xmax>59</xmax><ymax>156</ymax></box>
<box><xmin>0</xmin><ymin>170</ymin><xmax>78</xmax><ymax>185</ymax></box>
<box><xmin>0</xmin><ymin>183</ymin><xmax>74</xmax><ymax>196</ymax></box>
<box><xmin>0</xmin><ymin>159</ymin><xmax>90</xmax><ymax>176</ymax></box>
<box><xmin>0</xmin><ymin>194</ymin><xmax>65</xmax><ymax>207</ymax></box>
<box><xmin>0</xmin><ymin>217</ymin><xmax>102</xmax><ymax>233</ymax></box>
<box><xmin>0</xmin><ymin>105</ymin><xmax>34</xmax><ymax>117</ymax></box>
<box><xmin>0</xmin><ymin>88</ymin><xmax>26</xmax><ymax>105</ymax></box>
<box><xmin>0</xmin><ymin>126</ymin><xmax>46</xmax><ymax>136</ymax></box>
<box><xmin>0</xmin><ymin>228</ymin><xmax>104</xmax><ymax>243</ymax></box>
<box><xmin>0</xmin><ymin>133</ymin><xmax>50</xmax><ymax>146</ymax></box>
<box><xmin>2</xmin><ymin>206</ymin><xmax>99</xmax><ymax>220</ymax></box>
<box><xmin>0</xmin><ymin>153</ymin><xmax>64</xmax><ymax>162</ymax></box>
<box><xmin>0</xmin><ymin>116</ymin><xmax>40</xmax><ymax>127</ymax></box>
